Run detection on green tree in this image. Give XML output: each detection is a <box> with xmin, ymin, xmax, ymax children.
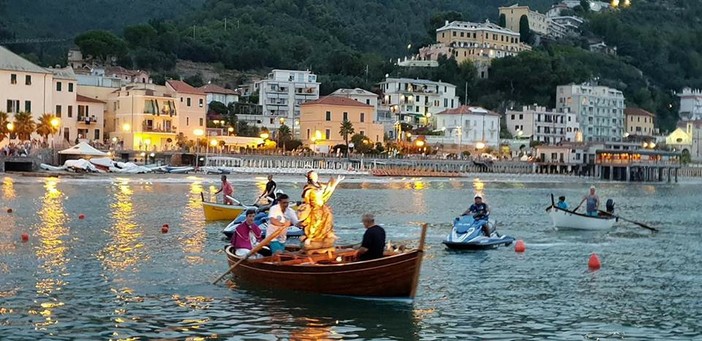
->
<box><xmin>498</xmin><ymin>14</ymin><xmax>506</xmax><ymax>28</ymax></box>
<box><xmin>580</xmin><ymin>0</ymin><xmax>590</xmax><ymax>12</ymax></box>
<box><xmin>123</xmin><ymin>24</ymin><xmax>158</xmax><ymax>48</ymax></box>
<box><xmin>350</xmin><ymin>134</ymin><xmax>372</xmax><ymax>154</ymax></box>
<box><xmin>277</xmin><ymin>124</ymin><xmax>292</xmax><ymax>149</ymax></box>
<box><xmin>35</xmin><ymin>113</ymin><xmax>59</xmax><ymax>142</ymax></box>
<box><xmin>518</xmin><ymin>15</ymin><xmax>532</xmax><ymax>44</ymax></box>
<box><xmin>13</xmin><ymin>112</ymin><xmax>35</xmax><ymax>141</ymax></box>
<box><xmin>208</xmin><ymin>101</ymin><xmax>228</xmax><ymax>116</ymax></box>
<box><xmin>74</xmin><ymin>30</ymin><xmax>128</xmax><ymax>63</ymax></box>
<box><xmin>339</xmin><ymin>120</ymin><xmax>355</xmax><ymax>157</ymax></box>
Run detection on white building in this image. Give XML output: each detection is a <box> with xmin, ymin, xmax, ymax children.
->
<box><xmin>199</xmin><ymin>83</ymin><xmax>240</xmax><ymax>105</ymax></box>
<box><xmin>49</xmin><ymin>66</ymin><xmax>79</xmax><ymax>145</ymax></box>
<box><xmin>556</xmin><ymin>83</ymin><xmax>625</xmax><ymax>142</ymax></box>
<box><xmin>255</xmin><ymin>69</ymin><xmax>320</xmax><ymax>136</ymax></box>
<box><xmin>330</xmin><ymin>88</ymin><xmax>378</xmax><ymax>108</ymax></box>
<box><xmin>431</xmin><ymin>106</ymin><xmax>501</xmax><ymax>148</ymax></box>
<box><xmin>677</xmin><ymin>87</ymin><xmax>702</xmax><ymax>120</ymax></box>
<box><xmin>75</xmin><ymin>94</ymin><xmax>106</xmax><ymax>143</ymax></box>
<box><xmin>505</xmin><ymin>105</ymin><xmax>581</xmax><ymax>144</ymax></box>
<box><xmin>378</xmin><ymin>77</ymin><xmax>460</xmax><ymax>138</ymax></box>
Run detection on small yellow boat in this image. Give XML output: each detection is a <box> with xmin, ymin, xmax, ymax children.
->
<box><xmin>201</xmin><ymin>193</ymin><xmax>252</xmax><ymax>221</ymax></box>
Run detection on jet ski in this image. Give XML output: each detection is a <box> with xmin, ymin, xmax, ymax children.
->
<box><xmin>222</xmin><ymin>206</ymin><xmax>304</xmax><ymax>240</ymax></box>
<box><xmin>442</xmin><ymin>215</ymin><xmax>515</xmax><ymax>250</ymax></box>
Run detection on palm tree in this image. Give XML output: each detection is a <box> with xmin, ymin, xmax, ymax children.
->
<box><xmin>13</xmin><ymin>112</ymin><xmax>35</xmax><ymax>141</ymax></box>
<box><xmin>0</xmin><ymin>111</ymin><xmax>9</xmax><ymax>143</ymax></box>
<box><xmin>339</xmin><ymin>120</ymin><xmax>355</xmax><ymax>158</ymax></box>
<box><xmin>278</xmin><ymin>124</ymin><xmax>291</xmax><ymax>151</ymax></box>
<box><xmin>35</xmin><ymin>113</ymin><xmax>60</xmax><ymax>144</ymax></box>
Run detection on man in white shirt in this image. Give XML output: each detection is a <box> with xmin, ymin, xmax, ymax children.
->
<box><xmin>267</xmin><ymin>193</ymin><xmax>300</xmax><ymax>254</ymax></box>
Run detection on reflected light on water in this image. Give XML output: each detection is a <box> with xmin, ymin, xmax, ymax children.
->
<box><xmin>2</xmin><ymin>176</ymin><xmax>16</xmax><ymax>199</ymax></box>
<box><xmin>290</xmin><ymin>317</ymin><xmax>333</xmax><ymax>340</ymax></box>
<box><xmin>34</xmin><ymin>178</ymin><xmax>69</xmax><ymax>330</ymax></box>
<box><xmin>97</xmin><ymin>181</ymin><xmax>144</xmax><ymax>272</ymax></box>
<box><xmin>180</xmin><ymin>182</ymin><xmax>206</xmax><ymax>263</ymax></box>
<box><xmin>472</xmin><ymin>178</ymin><xmax>485</xmax><ymax>197</ymax></box>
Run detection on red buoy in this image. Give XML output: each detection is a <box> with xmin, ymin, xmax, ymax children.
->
<box><xmin>588</xmin><ymin>253</ymin><xmax>601</xmax><ymax>270</ymax></box>
<box><xmin>514</xmin><ymin>240</ymin><xmax>526</xmax><ymax>253</ymax></box>
<box><xmin>21</xmin><ymin>233</ymin><xmax>29</xmax><ymax>242</ymax></box>
<box><xmin>161</xmin><ymin>226</ymin><xmax>169</xmax><ymax>233</ymax></box>
<box><xmin>7</xmin><ymin>208</ymin><xmax>12</xmax><ymax>213</ymax></box>
<box><xmin>78</xmin><ymin>214</ymin><xmax>85</xmax><ymax>220</ymax></box>
<box><xmin>162</xmin><ymin>224</ymin><xmax>169</xmax><ymax>229</ymax></box>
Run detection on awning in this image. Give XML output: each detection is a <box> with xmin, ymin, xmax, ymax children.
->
<box><xmin>58</xmin><ymin>142</ymin><xmax>108</xmax><ymax>156</ymax></box>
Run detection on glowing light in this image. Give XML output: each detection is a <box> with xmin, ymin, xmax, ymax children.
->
<box><xmin>122</xmin><ymin>123</ymin><xmax>131</xmax><ymax>132</ymax></box>
<box><xmin>6</xmin><ymin>122</ymin><xmax>14</xmax><ymax>131</ymax></box>
<box><xmin>193</xmin><ymin>129</ymin><xmax>204</xmax><ymax>136</ymax></box>
<box><xmin>260</xmin><ymin>133</ymin><xmax>269</xmax><ymax>140</ymax></box>
<box><xmin>210</xmin><ymin>139</ymin><xmax>218</xmax><ymax>147</ymax></box>
<box><xmin>50</xmin><ymin>117</ymin><xmax>60</xmax><ymax>128</ymax></box>
<box><xmin>415</xmin><ymin>140</ymin><xmax>425</xmax><ymax>147</ymax></box>
<box><xmin>476</xmin><ymin>142</ymin><xmax>485</xmax><ymax>150</ymax></box>
<box><xmin>314</xmin><ymin>130</ymin><xmax>323</xmax><ymax>141</ymax></box>
<box><xmin>611</xmin><ymin>0</ymin><xmax>619</xmax><ymax>8</ymax></box>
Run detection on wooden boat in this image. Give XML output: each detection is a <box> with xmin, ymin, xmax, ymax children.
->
<box><xmin>547</xmin><ymin>206</ymin><xmax>616</xmax><ymax>230</ymax></box>
<box><xmin>224</xmin><ymin>224</ymin><xmax>427</xmax><ymax>299</ymax></box>
<box><xmin>201</xmin><ymin>192</ymin><xmax>252</xmax><ymax>221</ymax></box>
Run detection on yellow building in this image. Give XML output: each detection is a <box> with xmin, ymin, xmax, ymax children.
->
<box><xmin>498</xmin><ymin>4</ymin><xmax>549</xmax><ymax>36</ymax></box>
<box><xmin>428</xmin><ymin>20</ymin><xmax>530</xmax><ymax>78</ymax></box>
<box><xmin>106</xmin><ymin>84</ymin><xmax>179</xmax><ymax>151</ymax></box>
<box><xmin>299</xmin><ymin>96</ymin><xmax>383</xmax><ymax>153</ymax></box>
<box><xmin>624</xmin><ymin>107</ymin><xmax>655</xmax><ymax>136</ymax></box>
<box><xmin>165</xmin><ymin>80</ymin><xmax>207</xmax><ymax>141</ymax></box>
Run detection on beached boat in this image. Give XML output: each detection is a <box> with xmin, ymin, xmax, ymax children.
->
<box><xmin>547</xmin><ymin>206</ymin><xmax>616</xmax><ymax>230</ymax></box>
<box><xmin>223</xmin><ymin>224</ymin><xmax>427</xmax><ymax>299</ymax></box>
<box><xmin>201</xmin><ymin>193</ymin><xmax>253</xmax><ymax>221</ymax></box>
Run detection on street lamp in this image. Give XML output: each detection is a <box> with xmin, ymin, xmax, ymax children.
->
<box><xmin>476</xmin><ymin>142</ymin><xmax>485</xmax><ymax>150</ymax></box>
<box><xmin>50</xmin><ymin>117</ymin><xmax>60</xmax><ymax>148</ymax></box>
<box><xmin>6</xmin><ymin>122</ymin><xmax>13</xmax><ymax>143</ymax></box>
<box><xmin>227</xmin><ymin>127</ymin><xmax>234</xmax><ymax>136</ymax></box>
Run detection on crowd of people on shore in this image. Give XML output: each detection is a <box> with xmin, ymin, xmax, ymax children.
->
<box><xmin>1</xmin><ymin>141</ymin><xmax>38</xmax><ymax>157</ymax></box>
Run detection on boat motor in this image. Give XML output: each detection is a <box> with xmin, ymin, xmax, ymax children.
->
<box><xmin>606</xmin><ymin>199</ymin><xmax>615</xmax><ymax>214</ymax></box>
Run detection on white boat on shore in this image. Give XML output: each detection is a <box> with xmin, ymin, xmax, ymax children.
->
<box><xmin>547</xmin><ymin>206</ymin><xmax>616</xmax><ymax>230</ymax></box>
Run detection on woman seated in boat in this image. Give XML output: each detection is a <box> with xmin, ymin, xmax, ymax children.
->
<box><xmin>461</xmin><ymin>195</ymin><xmax>491</xmax><ymax>237</ymax></box>
<box><xmin>298</xmin><ymin>171</ymin><xmax>344</xmax><ymax>250</ymax></box>
<box><xmin>231</xmin><ymin>209</ymin><xmax>262</xmax><ymax>257</ymax></box>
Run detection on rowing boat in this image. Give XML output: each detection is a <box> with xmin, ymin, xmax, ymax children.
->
<box><xmin>201</xmin><ymin>192</ymin><xmax>252</xmax><ymax>221</ymax></box>
<box><xmin>547</xmin><ymin>206</ymin><xmax>615</xmax><ymax>230</ymax></box>
<box><xmin>223</xmin><ymin>224</ymin><xmax>427</xmax><ymax>299</ymax></box>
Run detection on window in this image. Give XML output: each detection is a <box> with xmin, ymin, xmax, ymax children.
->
<box><xmin>460</xmin><ymin>32</ymin><xmax>464</xmax><ymax>37</ymax></box>
<box><xmin>511</xmin><ymin>114</ymin><xmax>515</xmax><ymax>120</ymax></box>
<box><xmin>416</xmin><ymin>106</ymin><xmax>419</xmax><ymax>112</ymax></box>
<box><xmin>25</xmin><ymin>75</ymin><xmax>31</xmax><ymax>85</ymax></box>
<box><xmin>68</xmin><ymin>83</ymin><xmax>74</xmax><ymax>92</ymax></box>
<box><xmin>519</xmin><ymin>114</ymin><xmax>523</xmax><ymax>120</ymax></box>
<box><xmin>56</xmin><ymin>105</ymin><xmax>62</xmax><ymax>117</ymax></box>
<box><xmin>10</xmin><ymin>74</ymin><xmax>17</xmax><ymax>84</ymax></box>
<box><xmin>187</xmin><ymin>98</ymin><xmax>191</xmax><ymax>107</ymax></box>
<box><xmin>325</xmin><ymin>111</ymin><xmax>331</xmax><ymax>121</ymax></box>
<box><xmin>360</xmin><ymin>130</ymin><xmax>365</xmax><ymax>136</ymax></box>
<box><xmin>6</xmin><ymin>99</ymin><xmax>19</xmax><ymax>113</ymax></box>
<box><xmin>24</xmin><ymin>101</ymin><xmax>31</xmax><ymax>113</ymax></box>
<box><xmin>180</xmin><ymin>97</ymin><xmax>183</xmax><ymax>102</ymax></box>
<box><xmin>366</xmin><ymin>99</ymin><xmax>370</xmax><ymax>105</ymax></box>
<box><xmin>199</xmin><ymin>118</ymin><xmax>204</xmax><ymax>126</ymax></box>
<box><xmin>199</xmin><ymin>99</ymin><xmax>204</xmax><ymax>107</ymax></box>
<box><xmin>444</xmin><ymin>99</ymin><xmax>448</xmax><ymax>107</ymax></box>
<box><xmin>56</xmin><ymin>82</ymin><xmax>62</xmax><ymax>91</ymax></box>
<box><xmin>325</xmin><ymin>129</ymin><xmax>331</xmax><ymax>140</ymax></box>
<box><xmin>452</xmin><ymin>31</ymin><xmax>456</xmax><ymax>37</ymax></box>
<box><xmin>67</xmin><ymin>106</ymin><xmax>73</xmax><ymax>118</ymax></box>
<box><xmin>307</xmin><ymin>129</ymin><xmax>310</xmax><ymax>139</ymax></box>
<box><xmin>343</xmin><ymin>112</ymin><xmax>348</xmax><ymax>121</ymax></box>
<box><xmin>360</xmin><ymin>113</ymin><xmax>365</xmax><ymax>122</ymax></box>
<box><xmin>186</xmin><ymin>117</ymin><xmax>190</xmax><ymax>126</ymax></box>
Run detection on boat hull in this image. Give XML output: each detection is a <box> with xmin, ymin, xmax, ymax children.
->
<box><xmin>203</xmin><ymin>201</ymin><xmax>247</xmax><ymax>221</ymax></box>
<box><xmin>225</xmin><ymin>246</ymin><xmax>423</xmax><ymax>298</ymax></box>
<box><xmin>548</xmin><ymin>207</ymin><xmax>615</xmax><ymax>230</ymax></box>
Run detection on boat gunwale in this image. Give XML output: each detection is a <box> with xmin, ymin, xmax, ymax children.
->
<box><xmin>549</xmin><ymin>206</ymin><xmax>615</xmax><ymax>221</ymax></box>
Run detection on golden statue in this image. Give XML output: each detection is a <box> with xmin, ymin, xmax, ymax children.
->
<box><xmin>298</xmin><ymin>171</ymin><xmax>343</xmax><ymax>250</ymax></box>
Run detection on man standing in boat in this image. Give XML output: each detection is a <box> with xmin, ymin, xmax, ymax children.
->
<box><xmin>579</xmin><ymin>186</ymin><xmax>600</xmax><ymax>216</ymax></box>
<box><xmin>214</xmin><ymin>175</ymin><xmax>234</xmax><ymax>205</ymax></box>
<box><xmin>267</xmin><ymin>193</ymin><xmax>300</xmax><ymax>254</ymax></box>
<box><xmin>461</xmin><ymin>195</ymin><xmax>491</xmax><ymax>237</ymax></box>
<box><xmin>356</xmin><ymin>213</ymin><xmax>386</xmax><ymax>261</ymax></box>
<box><xmin>258</xmin><ymin>174</ymin><xmax>277</xmax><ymax>204</ymax></box>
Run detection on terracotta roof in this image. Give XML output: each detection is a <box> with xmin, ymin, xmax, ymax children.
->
<box><xmin>436</xmin><ymin>105</ymin><xmax>500</xmax><ymax>116</ymax></box>
<box><xmin>166</xmin><ymin>80</ymin><xmax>206</xmax><ymax>95</ymax></box>
<box><xmin>199</xmin><ymin>84</ymin><xmax>240</xmax><ymax>95</ymax></box>
<box><xmin>300</xmin><ymin>96</ymin><xmax>373</xmax><ymax>108</ymax></box>
<box><xmin>624</xmin><ymin>107</ymin><xmax>655</xmax><ymax>118</ymax></box>
<box><xmin>76</xmin><ymin>94</ymin><xmax>105</xmax><ymax>104</ymax></box>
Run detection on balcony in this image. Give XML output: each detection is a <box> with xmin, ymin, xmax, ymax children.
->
<box><xmin>77</xmin><ymin>115</ymin><xmax>97</xmax><ymax>125</ymax></box>
<box><xmin>143</xmin><ymin>126</ymin><xmax>176</xmax><ymax>134</ymax></box>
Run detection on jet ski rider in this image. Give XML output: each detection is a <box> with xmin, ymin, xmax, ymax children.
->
<box><xmin>461</xmin><ymin>195</ymin><xmax>491</xmax><ymax>237</ymax></box>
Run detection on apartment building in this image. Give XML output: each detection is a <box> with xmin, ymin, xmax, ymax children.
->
<box><xmin>505</xmin><ymin>105</ymin><xmax>581</xmax><ymax>144</ymax></box>
<box><xmin>166</xmin><ymin>80</ymin><xmax>207</xmax><ymax>141</ymax></box>
<box><xmin>255</xmin><ymin>69</ymin><xmax>320</xmax><ymax>136</ymax></box>
<box><xmin>299</xmin><ymin>96</ymin><xmax>383</xmax><ymax>153</ymax></box>
<box><xmin>377</xmin><ymin>77</ymin><xmax>460</xmax><ymax>138</ymax></box>
<box><xmin>556</xmin><ymin>83</ymin><xmax>625</xmax><ymax>142</ymax></box>
<box><xmin>433</xmin><ymin>106</ymin><xmax>501</xmax><ymax>147</ymax></box>
<box><xmin>624</xmin><ymin>107</ymin><xmax>655</xmax><ymax>137</ymax></box>
<box><xmin>420</xmin><ymin>20</ymin><xmax>529</xmax><ymax>78</ymax></box>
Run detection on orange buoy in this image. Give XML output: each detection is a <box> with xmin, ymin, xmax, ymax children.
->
<box><xmin>7</xmin><ymin>208</ymin><xmax>13</xmax><ymax>213</ymax></box>
<box><xmin>21</xmin><ymin>233</ymin><xmax>29</xmax><ymax>242</ymax></box>
<box><xmin>161</xmin><ymin>226</ymin><xmax>169</xmax><ymax>233</ymax></box>
<box><xmin>78</xmin><ymin>214</ymin><xmax>85</xmax><ymax>220</ymax></box>
<box><xmin>588</xmin><ymin>253</ymin><xmax>601</xmax><ymax>270</ymax></box>
<box><xmin>514</xmin><ymin>240</ymin><xmax>526</xmax><ymax>253</ymax></box>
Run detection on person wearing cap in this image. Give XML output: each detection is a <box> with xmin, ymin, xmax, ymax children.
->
<box><xmin>461</xmin><ymin>195</ymin><xmax>491</xmax><ymax>237</ymax></box>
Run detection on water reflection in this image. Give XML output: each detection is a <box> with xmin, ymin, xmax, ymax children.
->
<box><xmin>472</xmin><ymin>177</ymin><xmax>485</xmax><ymax>198</ymax></box>
<box><xmin>97</xmin><ymin>179</ymin><xmax>145</xmax><ymax>272</ymax></box>
<box><xmin>179</xmin><ymin>181</ymin><xmax>206</xmax><ymax>264</ymax></box>
<box><xmin>33</xmin><ymin>178</ymin><xmax>69</xmax><ymax>331</ymax></box>
<box><xmin>2</xmin><ymin>176</ymin><xmax>16</xmax><ymax>200</ymax></box>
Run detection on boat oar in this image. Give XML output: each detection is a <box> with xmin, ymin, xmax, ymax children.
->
<box><xmin>212</xmin><ymin>225</ymin><xmax>288</xmax><ymax>285</ymax></box>
<box><xmin>598</xmin><ymin>210</ymin><xmax>658</xmax><ymax>232</ymax></box>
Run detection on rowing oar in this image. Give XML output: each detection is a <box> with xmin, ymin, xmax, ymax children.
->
<box><xmin>212</xmin><ymin>225</ymin><xmax>288</xmax><ymax>285</ymax></box>
<box><xmin>598</xmin><ymin>210</ymin><xmax>659</xmax><ymax>232</ymax></box>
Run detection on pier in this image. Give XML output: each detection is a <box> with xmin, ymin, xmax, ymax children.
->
<box><xmin>595</xmin><ymin>150</ymin><xmax>682</xmax><ymax>182</ymax></box>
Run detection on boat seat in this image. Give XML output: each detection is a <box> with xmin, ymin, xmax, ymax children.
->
<box><xmin>303</xmin><ymin>247</ymin><xmax>336</xmax><ymax>259</ymax></box>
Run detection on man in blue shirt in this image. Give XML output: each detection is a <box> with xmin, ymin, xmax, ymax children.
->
<box><xmin>556</xmin><ymin>196</ymin><xmax>569</xmax><ymax>210</ymax></box>
<box><xmin>462</xmin><ymin>195</ymin><xmax>491</xmax><ymax>237</ymax></box>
